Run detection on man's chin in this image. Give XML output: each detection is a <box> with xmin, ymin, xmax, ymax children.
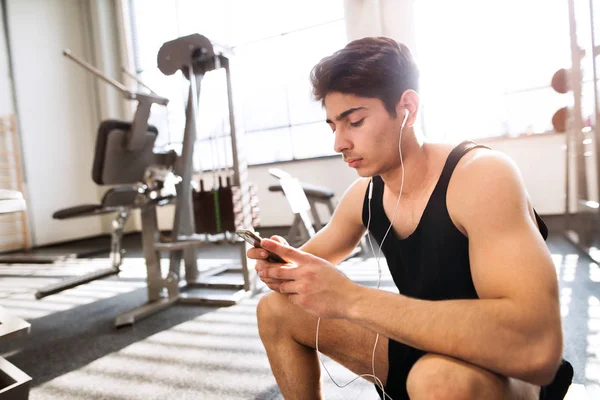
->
<box><xmin>355</xmin><ymin>168</ymin><xmax>373</xmax><ymax>178</ymax></box>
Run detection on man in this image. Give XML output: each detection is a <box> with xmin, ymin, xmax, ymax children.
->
<box><xmin>249</xmin><ymin>37</ymin><xmax>573</xmax><ymax>400</ymax></box>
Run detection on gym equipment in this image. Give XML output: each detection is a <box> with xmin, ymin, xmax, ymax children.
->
<box><xmin>36</xmin><ymin>187</ymin><xmax>139</xmax><ymax>299</ymax></box>
<box><xmin>268</xmin><ymin>168</ymin><xmax>316</xmax><ymax>247</ymax></box>
<box><xmin>115</xmin><ymin>33</ymin><xmax>258</xmax><ymax>327</ymax></box>
<box><xmin>0</xmin><ymin>191</ymin><xmax>31</xmax><ymax>400</ymax></box>
<box><xmin>551</xmin><ymin>68</ymin><xmax>570</xmax><ymax>94</ymax></box>
<box><xmin>193</xmin><ymin>176</ymin><xmax>260</xmax><ymax>237</ymax></box>
<box><xmin>561</xmin><ymin>0</ymin><xmax>600</xmax><ymax>262</ymax></box>
<box><xmin>33</xmin><ymin>51</ymin><xmax>175</xmax><ymax>299</ymax></box>
<box><xmin>190</xmin><ymin>67</ymin><xmax>259</xmax><ymax>238</ymax></box>
<box><xmin>552</xmin><ymin>107</ymin><xmax>568</xmax><ymax>133</ymax></box>
<box><xmin>193</xmin><ymin>111</ymin><xmax>236</xmax><ymax>236</ymax></box>
<box><xmin>28</xmin><ymin>34</ymin><xmax>258</xmax><ymax>327</ymax></box>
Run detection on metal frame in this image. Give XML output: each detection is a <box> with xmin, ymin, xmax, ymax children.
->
<box><xmin>564</xmin><ymin>0</ymin><xmax>600</xmax><ymax>262</ymax></box>
<box><xmin>115</xmin><ymin>34</ymin><xmax>257</xmax><ymax>328</ymax></box>
<box><xmin>35</xmin><ymin>209</ymin><xmax>129</xmax><ymax>299</ymax></box>
<box><xmin>32</xmin><ymin>37</ymin><xmax>257</xmax><ymax>327</ymax></box>
<box><xmin>33</xmin><ymin>50</ymin><xmax>169</xmax><ymax>297</ymax></box>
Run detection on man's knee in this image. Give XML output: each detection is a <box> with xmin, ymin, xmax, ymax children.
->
<box><xmin>257</xmin><ymin>292</ymin><xmax>290</xmax><ymax>340</ymax></box>
<box><xmin>406</xmin><ymin>354</ymin><xmax>490</xmax><ymax>400</ymax></box>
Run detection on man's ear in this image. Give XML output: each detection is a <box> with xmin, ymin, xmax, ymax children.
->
<box><xmin>397</xmin><ymin>90</ymin><xmax>419</xmax><ymax>125</ymax></box>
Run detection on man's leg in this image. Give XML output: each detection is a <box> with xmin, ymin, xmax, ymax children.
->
<box><xmin>406</xmin><ymin>353</ymin><xmax>541</xmax><ymax>400</ymax></box>
<box><xmin>257</xmin><ymin>292</ymin><xmax>389</xmax><ymax>400</ymax></box>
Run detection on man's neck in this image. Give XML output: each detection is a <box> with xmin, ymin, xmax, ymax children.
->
<box><xmin>379</xmin><ymin>127</ymin><xmax>430</xmax><ymax>197</ymax></box>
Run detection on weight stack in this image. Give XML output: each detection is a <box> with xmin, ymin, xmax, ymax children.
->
<box><xmin>193</xmin><ymin>181</ymin><xmax>260</xmax><ymax>234</ymax></box>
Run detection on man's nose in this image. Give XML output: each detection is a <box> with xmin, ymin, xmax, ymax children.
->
<box><xmin>334</xmin><ymin>130</ymin><xmax>352</xmax><ymax>154</ymax></box>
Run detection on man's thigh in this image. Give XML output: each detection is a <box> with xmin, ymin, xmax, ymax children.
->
<box><xmin>407</xmin><ymin>353</ymin><xmax>541</xmax><ymax>400</ymax></box>
<box><xmin>264</xmin><ymin>292</ymin><xmax>390</xmax><ymax>385</ymax></box>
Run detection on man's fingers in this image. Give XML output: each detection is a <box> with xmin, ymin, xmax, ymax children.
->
<box><xmin>255</xmin><ymin>260</ymin><xmax>286</xmax><ymax>275</ymax></box>
<box><xmin>261</xmin><ymin>239</ymin><xmax>309</xmax><ymax>264</ymax></box>
<box><xmin>261</xmin><ymin>277</ymin><xmax>287</xmax><ymax>285</ymax></box>
<box><xmin>270</xmin><ymin>235</ymin><xmax>289</xmax><ymax>246</ymax></box>
<box><xmin>247</xmin><ymin>247</ymin><xmax>269</xmax><ymax>260</ymax></box>
<box><xmin>259</xmin><ymin>264</ymin><xmax>298</xmax><ymax>281</ymax></box>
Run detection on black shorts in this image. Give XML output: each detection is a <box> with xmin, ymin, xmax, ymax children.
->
<box><xmin>375</xmin><ymin>340</ymin><xmax>425</xmax><ymax>400</ymax></box>
<box><xmin>375</xmin><ymin>340</ymin><xmax>573</xmax><ymax>400</ymax></box>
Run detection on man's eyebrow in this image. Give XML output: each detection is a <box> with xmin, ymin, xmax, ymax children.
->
<box><xmin>325</xmin><ymin>107</ymin><xmax>367</xmax><ymax>124</ymax></box>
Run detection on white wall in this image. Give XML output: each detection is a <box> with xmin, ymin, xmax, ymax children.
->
<box><xmin>480</xmin><ymin>134</ymin><xmax>566</xmax><ymax>215</ymax></box>
<box><xmin>6</xmin><ymin>0</ymin><xmax>104</xmax><ymax>245</ymax></box>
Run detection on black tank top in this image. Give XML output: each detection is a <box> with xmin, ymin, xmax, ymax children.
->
<box><xmin>361</xmin><ymin>141</ymin><xmax>548</xmax><ymax>301</ymax></box>
<box><xmin>361</xmin><ymin>141</ymin><xmax>562</xmax><ymax>400</ymax></box>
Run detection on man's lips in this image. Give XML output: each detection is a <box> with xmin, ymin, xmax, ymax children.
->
<box><xmin>345</xmin><ymin>157</ymin><xmax>362</xmax><ymax>167</ymax></box>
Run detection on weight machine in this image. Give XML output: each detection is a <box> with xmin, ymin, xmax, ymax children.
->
<box><xmin>34</xmin><ymin>34</ymin><xmax>259</xmax><ymax>327</ymax></box>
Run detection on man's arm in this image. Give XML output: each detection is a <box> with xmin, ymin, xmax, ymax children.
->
<box><xmin>299</xmin><ymin>178</ymin><xmax>368</xmax><ymax>265</ymax></box>
<box><xmin>345</xmin><ymin>151</ymin><xmax>563</xmax><ymax>385</ymax></box>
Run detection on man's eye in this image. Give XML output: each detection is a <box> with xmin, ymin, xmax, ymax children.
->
<box><xmin>350</xmin><ymin>118</ymin><xmax>365</xmax><ymax>127</ymax></box>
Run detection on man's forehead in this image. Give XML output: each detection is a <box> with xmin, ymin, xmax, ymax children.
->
<box><xmin>324</xmin><ymin>93</ymin><xmax>373</xmax><ymax>118</ymax></box>
<box><xmin>324</xmin><ymin>92</ymin><xmax>363</xmax><ymax>106</ymax></box>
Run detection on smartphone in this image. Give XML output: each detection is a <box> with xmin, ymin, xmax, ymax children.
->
<box><xmin>236</xmin><ymin>229</ymin><xmax>287</xmax><ymax>263</ymax></box>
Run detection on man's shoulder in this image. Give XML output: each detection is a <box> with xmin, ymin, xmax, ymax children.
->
<box><xmin>447</xmin><ymin>146</ymin><xmax>529</xmax><ymax>229</ymax></box>
<box><xmin>343</xmin><ymin>177</ymin><xmax>371</xmax><ymax>206</ymax></box>
<box><xmin>452</xmin><ymin>146</ymin><xmax>518</xmax><ymax>183</ymax></box>
<box><xmin>426</xmin><ymin>141</ymin><xmax>516</xmax><ymax>196</ymax></box>
<box><xmin>333</xmin><ymin>178</ymin><xmax>371</xmax><ymax>224</ymax></box>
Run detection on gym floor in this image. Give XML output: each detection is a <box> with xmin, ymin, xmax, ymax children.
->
<box><xmin>0</xmin><ymin>232</ymin><xmax>598</xmax><ymax>399</ymax></box>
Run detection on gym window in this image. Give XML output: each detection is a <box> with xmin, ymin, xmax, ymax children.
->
<box><xmin>128</xmin><ymin>0</ymin><xmax>345</xmax><ymax>168</ymax></box>
<box><xmin>414</xmin><ymin>0</ymin><xmax>573</xmax><ymax>140</ymax></box>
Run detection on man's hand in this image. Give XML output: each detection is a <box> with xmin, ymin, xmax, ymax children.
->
<box><xmin>247</xmin><ymin>235</ymin><xmax>290</xmax><ymax>292</ymax></box>
<box><xmin>257</xmin><ymin>238</ymin><xmax>360</xmax><ymax>319</ymax></box>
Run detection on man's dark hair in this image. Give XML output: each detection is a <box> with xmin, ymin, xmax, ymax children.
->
<box><xmin>310</xmin><ymin>37</ymin><xmax>419</xmax><ymax>117</ymax></box>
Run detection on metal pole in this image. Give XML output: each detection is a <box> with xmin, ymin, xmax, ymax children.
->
<box><xmin>63</xmin><ymin>49</ymin><xmax>131</xmax><ymax>94</ymax></box>
<box><xmin>224</xmin><ymin>57</ymin><xmax>252</xmax><ymax>232</ymax></box>
<box><xmin>568</xmin><ymin>0</ymin><xmax>588</xmax><ymax>209</ymax></box>
<box><xmin>169</xmin><ymin>65</ymin><xmax>201</xmax><ymax>282</ymax></box>
<box><xmin>224</xmin><ymin>58</ymin><xmax>241</xmax><ymax>187</ymax></box>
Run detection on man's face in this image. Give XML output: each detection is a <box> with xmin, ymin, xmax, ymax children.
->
<box><xmin>324</xmin><ymin>92</ymin><xmax>401</xmax><ymax>177</ymax></box>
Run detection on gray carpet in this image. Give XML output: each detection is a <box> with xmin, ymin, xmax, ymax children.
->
<box><xmin>0</xmin><ymin>235</ymin><xmax>597</xmax><ymax>399</ymax></box>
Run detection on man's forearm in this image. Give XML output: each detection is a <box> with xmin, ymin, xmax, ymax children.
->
<box><xmin>347</xmin><ymin>286</ymin><xmax>561</xmax><ymax>385</ymax></box>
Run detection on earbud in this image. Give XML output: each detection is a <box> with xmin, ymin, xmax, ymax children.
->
<box><xmin>368</xmin><ymin>178</ymin><xmax>373</xmax><ymax>199</ymax></box>
<box><xmin>400</xmin><ymin>108</ymin><xmax>410</xmax><ymax>130</ymax></box>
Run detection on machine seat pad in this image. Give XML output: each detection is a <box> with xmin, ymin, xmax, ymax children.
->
<box><xmin>53</xmin><ymin>204</ymin><xmax>118</xmax><ymax>220</ymax></box>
